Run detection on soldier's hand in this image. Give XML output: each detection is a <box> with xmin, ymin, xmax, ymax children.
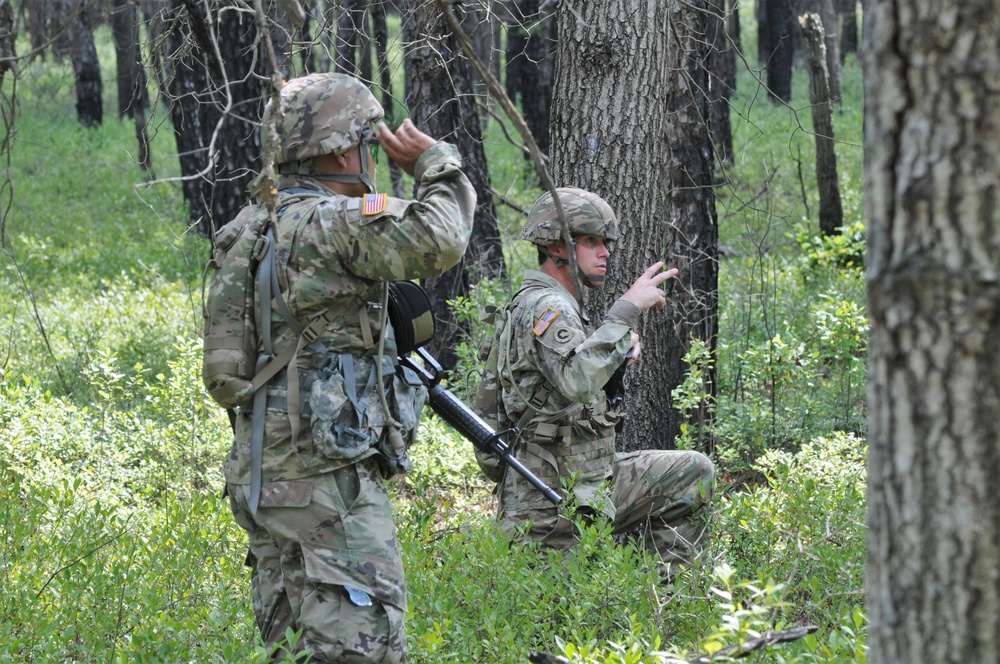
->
<box><xmin>621</xmin><ymin>261</ymin><xmax>678</xmax><ymax>311</ymax></box>
<box><xmin>376</xmin><ymin>119</ymin><xmax>436</xmax><ymax>176</ymax></box>
<box><xmin>628</xmin><ymin>332</ymin><xmax>641</xmax><ymax>364</ymax></box>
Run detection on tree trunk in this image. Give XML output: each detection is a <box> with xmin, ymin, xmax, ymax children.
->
<box><xmin>109</xmin><ymin>0</ymin><xmax>152</xmax><ymax>174</ymax></box>
<box><xmin>837</xmin><ymin>0</ymin><xmax>858</xmax><ymax>61</ymax></box>
<box><xmin>515</xmin><ymin>0</ymin><xmax>556</xmax><ymax>155</ymax></box>
<box><xmin>458</xmin><ymin>0</ymin><xmax>499</xmax><ymax>114</ymax></box>
<box><xmin>800</xmin><ymin>13</ymin><xmax>842</xmax><ymax>235</ymax></box>
<box><xmin>156</xmin><ymin>0</ymin><xmax>267</xmax><ymax>236</ymax></box>
<box><xmin>336</xmin><ymin>0</ymin><xmax>367</xmax><ymax>77</ymax></box>
<box><xmin>708</xmin><ymin>0</ymin><xmax>734</xmax><ymax>166</ymax></box>
<box><xmin>0</xmin><ymin>0</ymin><xmax>19</xmax><ymax>87</ymax></box>
<box><xmin>549</xmin><ymin>0</ymin><xmax>718</xmax><ymax>454</ymax></box>
<box><xmin>764</xmin><ymin>0</ymin><xmax>794</xmax><ymax>102</ymax></box>
<box><xmin>371</xmin><ymin>0</ymin><xmax>405</xmax><ymax>197</ymax></box>
<box><xmin>864</xmin><ymin>1</ymin><xmax>1000</xmax><ymax>661</ymax></box>
<box><xmin>756</xmin><ymin>0</ymin><xmax>769</xmax><ymax>65</ymax></box>
<box><xmin>402</xmin><ymin>0</ymin><xmax>504</xmax><ymax>372</ymax></box>
<box><xmin>813</xmin><ymin>0</ymin><xmax>841</xmax><ymax>102</ymax></box>
<box><xmin>727</xmin><ymin>0</ymin><xmax>741</xmax><ymax>54</ymax></box>
<box><xmin>56</xmin><ymin>0</ymin><xmax>103</xmax><ymax>127</ymax></box>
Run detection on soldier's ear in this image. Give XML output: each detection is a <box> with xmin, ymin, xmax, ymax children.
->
<box><xmin>313</xmin><ymin>152</ymin><xmax>352</xmax><ymax>173</ymax></box>
<box><xmin>548</xmin><ymin>241</ymin><xmax>568</xmax><ymax>258</ymax></box>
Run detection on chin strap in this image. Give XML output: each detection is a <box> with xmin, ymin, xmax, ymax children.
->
<box><xmin>580</xmin><ymin>270</ymin><xmax>604</xmax><ymax>288</ymax></box>
<box><xmin>545</xmin><ymin>244</ymin><xmax>604</xmax><ymax>289</ymax></box>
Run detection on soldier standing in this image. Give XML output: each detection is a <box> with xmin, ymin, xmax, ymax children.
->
<box><xmin>479</xmin><ymin>187</ymin><xmax>714</xmax><ymax>574</ymax></box>
<box><xmin>220</xmin><ymin>73</ymin><xmax>475</xmax><ymax>663</ymax></box>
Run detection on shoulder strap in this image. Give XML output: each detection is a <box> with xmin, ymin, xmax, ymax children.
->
<box><xmin>247</xmin><ymin>189</ymin><xmax>329</xmax><ymax>514</ymax></box>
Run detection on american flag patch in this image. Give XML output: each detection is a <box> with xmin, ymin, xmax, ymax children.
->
<box><xmin>532</xmin><ymin>308</ymin><xmax>560</xmax><ymax>336</ymax></box>
<box><xmin>362</xmin><ymin>193</ymin><xmax>387</xmax><ymax>216</ymax></box>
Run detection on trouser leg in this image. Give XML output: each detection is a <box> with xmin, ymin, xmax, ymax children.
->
<box><xmin>609</xmin><ymin>450</ymin><xmax>715</xmax><ymax>566</ymax></box>
<box><xmin>226</xmin><ymin>458</ymin><xmax>407</xmax><ymax>663</ymax></box>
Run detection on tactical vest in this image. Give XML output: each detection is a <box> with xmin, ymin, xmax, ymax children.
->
<box><xmin>475</xmin><ymin>284</ymin><xmax>619</xmax><ymax>508</ymax></box>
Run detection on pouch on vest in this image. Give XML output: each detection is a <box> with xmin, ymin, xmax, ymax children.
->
<box><xmin>310</xmin><ymin>348</ymin><xmax>428</xmax><ymax>473</ymax></box>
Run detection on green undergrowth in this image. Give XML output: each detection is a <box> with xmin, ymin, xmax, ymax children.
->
<box><xmin>1</xmin><ymin>20</ymin><xmax>868</xmax><ymax>664</ymax></box>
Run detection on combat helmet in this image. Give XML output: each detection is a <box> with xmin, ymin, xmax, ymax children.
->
<box><xmin>522</xmin><ymin>187</ymin><xmax>619</xmax><ymax>251</ymax></box>
<box><xmin>522</xmin><ymin>187</ymin><xmax>619</xmax><ymax>287</ymax></box>
<box><xmin>261</xmin><ymin>72</ymin><xmax>383</xmax><ymax>192</ymax></box>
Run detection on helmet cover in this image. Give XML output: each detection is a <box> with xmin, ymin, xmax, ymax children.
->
<box><xmin>521</xmin><ymin>187</ymin><xmax>619</xmax><ymax>249</ymax></box>
<box><xmin>262</xmin><ymin>73</ymin><xmax>384</xmax><ymax>165</ymax></box>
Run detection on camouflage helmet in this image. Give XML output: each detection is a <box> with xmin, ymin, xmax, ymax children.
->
<box><xmin>522</xmin><ymin>187</ymin><xmax>619</xmax><ymax>250</ymax></box>
<box><xmin>262</xmin><ymin>73</ymin><xmax>384</xmax><ymax>165</ymax></box>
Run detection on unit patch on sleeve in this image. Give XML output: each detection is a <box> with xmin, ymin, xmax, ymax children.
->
<box><xmin>532</xmin><ymin>308</ymin><xmax>560</xmax><ymax>336</ymax></box>
<box><xmin>362</xmin><ymin>193</ymin><xmax>387</xmax><ymax>216</ymax></box>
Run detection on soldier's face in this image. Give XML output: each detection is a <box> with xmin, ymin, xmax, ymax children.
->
<box><xmin>573</xmin><ymin>234</ymin><xmax>611</xmax><ymax>287</ymax></box>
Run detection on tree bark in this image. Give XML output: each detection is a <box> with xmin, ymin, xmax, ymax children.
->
<box><xmin>813</xmin><ymin>0</ymin><xmax>841</xmax><ymax>102</ymax></box>
<box><xmin>726</xmin><ymin>0</ymin><xmax>741</xmax><ymax>54</ymax></box>
<box><xmin>156</xmin><ymin>0</ymin><xmax>267</xmax><ymax>236</ymax></box>
<box><xmin>549</xmin><ymin>0</ymin><xmax>718</xmax><ymax>454</ymax></box>
<box><xmin>109</xmin><ymin>0</ymin><xmax>149</xmax><ymax>118</ymax></box>
<box><xmin>708</xmin><ymin>0</ymin><xmax>734</xmax><ymax>166</ymax></box>
<box><xmin>109</xmin><ymin>0</ymin><xmax>152</xmax><ymax>174</ymax></box>
<box><xmin>55</xmin><ymin>0</ymin><xmax>103</xmax><ymax>127</ymax></box>
<box><xmin>864</xmin><ymin>1</ymin><xmax>1000</xmax><ymax>661</ymax></box>
<box><xmin>800</xmin><ymin>13</ymin><xmax>842</xmax><ymax>235</ymax></box>
<box><xmin>516</xmin><ymin>0</ymin><xmax>556</xmax><ymax>155</ymax></box>
<box><xmin>335</xmin><ymin>0</ymin><xmax>369</xmax><ymax>78</ymax></box>
<box><xmin>370</xmin><ymin>0</ymin><xmax>405</xmax><ymax>196</ymax></box>
<box><xmin>764</xmin><ymin>0</ymin><xmax>794</xmax><ymax>102</ymax></box>
<box><xmin>836</xmin><ymin>0</ymin><xmax>858</xmax><ymax>61</ymax></box>
<box><xmin>402</xmin><ymin>0</ymin><xmax>504</xmax><ymax>372</ymax></box>
<box><xmin>0</xmin><ymin>0</ymin><xmax>19</xmax><ymax>86</ymax></box>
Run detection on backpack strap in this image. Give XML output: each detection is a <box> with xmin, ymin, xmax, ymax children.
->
<box><xmin>247</xmin><ymin>190</ymin><xmax>327</xmax><ymax>514</ymax></box>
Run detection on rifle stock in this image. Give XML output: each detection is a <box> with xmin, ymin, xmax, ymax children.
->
<box><xmin>400</xmin><ymin>347</ymin><xmax>563</xmax><ymax>506</ymax></box>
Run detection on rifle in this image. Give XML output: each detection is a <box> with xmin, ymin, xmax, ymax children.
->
<box><xmin>399</xmin><ymin>347</ymin><xmax>563</xmax><ymax>506</ymax></box>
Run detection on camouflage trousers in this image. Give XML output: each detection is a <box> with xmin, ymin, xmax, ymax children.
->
<box><xmin>227</xmin><ymin>457</ymin><xmax>407</xmax><ymax>663</ymax></box>
<box><xmin>499</xmin><ymin>449</ymin><xmax>715</xmax><ymax>566</ymax></box>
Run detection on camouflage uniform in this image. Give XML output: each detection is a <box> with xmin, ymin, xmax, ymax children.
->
<box><xmin>493</xmin><ymin>189</ymin><xmax>715</xmax><ymax>565</ymax></box>
<box><xmin>222</xmin><ymin>74</ymin><xmax>476</xmax><ymax>663</ymax></box>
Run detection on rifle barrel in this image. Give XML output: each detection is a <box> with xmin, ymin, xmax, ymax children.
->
<box><xmin>426</xmin><ymin>384</ymin><xmax>563</xmax><ymax>505</ymax></box>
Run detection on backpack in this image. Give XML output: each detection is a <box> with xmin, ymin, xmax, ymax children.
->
<box><xmin>201</xmin><ymin>190</ymin><xmax>323</xmax><ymax>409</ymax></box>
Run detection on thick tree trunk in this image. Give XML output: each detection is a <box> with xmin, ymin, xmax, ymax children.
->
<box><xmin>550</xmin><ymin>0</ymin><xmax>718</xmax><ymax>454</ymax></box>
<box><xmin>800</xmin><ymin>13</ymin><xmax>842</xmax><ymax>235</ymax></box>
<box><xmin>864</xmin><ymin>1</ymin><xmax>1000</xmax><ymax>661</ymax></box>
<box><xmin>402</xmin><ymin>0</ymin><xmax>503</xmax><ymax>372</ymax></box>
<box><xmin>157</xmin><ymin>0</ymin><xmax>267</xmax><ymax>236</ymax></box>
